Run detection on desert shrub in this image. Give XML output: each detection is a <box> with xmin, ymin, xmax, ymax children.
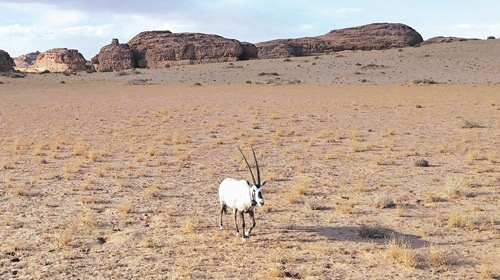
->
<box><xmin>115</xmin><ymin>71</ymin><xmax>129</xmax><ymax>77</ymax></box>
<box><xmin>165</xmin><ymin>64</ymin><xmax>170</xmax><ymax>68</ymax></box>
<box><xmin>414</xmin><ymin>159</ymin><xmax>429</xmax><ymax>167</ymax></box>
<box><xmin>39</xmin><ymin>70</ymin><xmax>50</xmax><ymax>75</ymax></box>
<box><xmin>412</xmin><ymin>79</ymin><xmax>438</xmax><ymax>85</ymax></box>
<box><xmin>462</xmin><ymin>120</ymin><xmax>483</xmax><ymax>128</ymax></box>
<box><xmin>283</xmin><ymin>58</ymin><xmax>292</xmax><ymax>62</ymax></box>
<box><xmin>9</xmin><ymin>72</ymin><xmax>25</xmax><ymax>78</ymax></box>
<box><xmin>193</xmin><ymin>82</ymin><xmax>202</xmax><ymax>86</ymax></box>
<box><xmin>487</xmin><ymin>36</ymin><xmax>496</xmax><ymax>40</ymax></box>
<box><xmin>86</xmin><ymin>68</ymin><xmax>96</xmax><ymax>73</ymax></box>
<box><xmin>62</xmin><ymin>71</ymin><xmax>71</xmax><ymax>76</ymax></box>
<box><xmin>258</xmin><ymin>72</ymin><xmax>279</xmax><ymax>76</ymax></box>
<box><xmin>359</xmin><ymin>225</ymin><xmax>387</xmax><ymax>238</ymax></box>
<box><xmin>100</xmin><ymin>68</ymin><xmax>113</xmax><ymax>73</ymax></box>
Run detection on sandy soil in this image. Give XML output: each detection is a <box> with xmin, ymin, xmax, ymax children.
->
<box><xmin>0</xmin><ymin>40</ymin><xmax>499</xmax><ymax>279</ymax></box>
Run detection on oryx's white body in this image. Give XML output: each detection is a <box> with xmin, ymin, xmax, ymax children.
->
<box><xmin>218</xmin><ymin>147</ymin><xmax>267</xmax><ymax>242</ymax></box>
<box><xmin>219</xmin><ymin>178</ymin><xmax>257</xmax><ymax>212</ymax></box>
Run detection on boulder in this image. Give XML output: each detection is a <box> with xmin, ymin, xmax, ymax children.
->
<box><xmin>239</xmin><ymin>42</ymin><xmax>258</xmax><ymax>60</ymax></box>
<box><xmin>127</xmin><ymin>31</ymin><xmax>243</xmax><ymax>68</ymax></box>
<box><xmin>33</xmin><ymin>48</ymin><xmax>87</xmax><ymax>72</ymax></box>
<box><xmin>92</xmin><ymin>39</ymin><xmax>135</xmax><ymax>71</ymax></box>
<box><xmin>256</xmin><ymin>23</ymin><xmax>424</xmax><ymax>59</ymax></box>
<box><xmin>0</xmin><ymin>50</ymin><xmax>15</xmax><ymax>72</ymax></box>
<box><xmin>13</xmin><ymin>51</ymin><xmax>40</xmax><ymax>71</ymax></box>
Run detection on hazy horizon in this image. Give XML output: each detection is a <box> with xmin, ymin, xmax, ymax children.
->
<box><xmin>1</xmin><ymin>0</ymin><xmax>500</xmax><ymax>59</ymax></box>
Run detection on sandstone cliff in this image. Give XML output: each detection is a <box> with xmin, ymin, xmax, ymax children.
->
<box><xmin>127</xmin><ymin>31</ymin><xmax>246</xmax><ymax>68</ymax></box>
<box><xmin>33</xmin><ymin>48</ymin><xmax>87</xmax><ymax>72</ymax></box>
<box><xmin>0</xmin><ymin>50</ymin><xmax>15</xmax><ymax>72</ymax></box>
<box><xmin>256</xmin><ymin>23</ymin><xmax>424</xmax><ymax>59</ymax></box>
<box><xmin>91</xmin><ymin>39</ymin><xmax>135</xmax><ymax>71</ymax></box>
<box><xmin>13</xmin><ymin>51</ymin><xmax>40</xmax><ymax>71</ymax></box>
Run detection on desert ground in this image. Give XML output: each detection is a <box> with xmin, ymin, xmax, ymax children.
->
<box><xmin>0</xmin><ymin>40</ymin><xmax>499</xmax><ymax>279</ymax></box>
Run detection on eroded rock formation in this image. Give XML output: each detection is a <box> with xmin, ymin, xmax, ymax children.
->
<box><xmin>13</xmin><ymin>51</ymin><xmax>40</xmax><ymax>71</ymax></box>
<box><xmin>127</xmin><ymin>31</ymin><xmax>245</xmax><ymax>68</ymax></box>
<box><xmin>33</xmin><ymin>48</ymin><xmax>87</xmax><ymax>72</ymax></box>
<box><xmin>256</xmin><ymin>23</ymin><xmax>424</xmax><ymax>59</ymax></box>
<box><xmin>0</xmin><ymin>50</ymin><xmax>15</xmax><ymax>72</ymax></box>
<box><xmin>91</xmin><ymin>39</ymin><xmax>135</xmax><ymax>71</ymax></box>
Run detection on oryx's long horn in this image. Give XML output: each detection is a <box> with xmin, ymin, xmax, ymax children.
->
<box><xmin>238</xmin><ymin>147</ymin><xmax>256</xmax><ymax>186</ymax></box>
<box><xmin>251</xmin><ymin>146</ymin><xmax>261</xmax><ymax>186</ymax></box>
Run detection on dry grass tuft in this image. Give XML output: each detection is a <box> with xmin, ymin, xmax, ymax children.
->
<box><xmin>444</xmin><ymin>176</ymin><xmax>470</xmax><ymax>198</ymax></box>
<box><xmin>119</xmin><ymin>199</ymin><xmax>132</xmax><ymax>214</ymax></box>
<box><xmin>428</xmin><ymin>245</ymin><xmax>448</xmax><ymax>268</ymax></box>
<box><xmin>446</xmin><ymin>210</ymin><xmax>472</xmax><ymax>229</ymax></box>
<box><xmin>386</xmin><ymin>235</ymin><xmax>418</xmax><ymax>268</ymax></box>
<box><xmin>144</xmin><ymin>185</ymin><xmax>160</xmax><ymax>198</ymax></box>
<box><xmin>88</xmin><ymin>150</ymin><xmax>97</xmax><ymax>162</ymax></box>
<box><xmin>374</xmin><ymin>192</ymin><xmax>394</xmax><ymax>209</ymax></box>
<box><xmin>304</xmin><ymin>199</ymin><xmax>319</xmax><ymax>210</ymax></box>
<box><xmin>182</xmin><ymin>217</ymin><xmax>197</xmax><ymax>234</ymax></box>
<box><xmin>73</xmin><ymin>141</ymin><xmax>86</xmax><ymax>156</ymax></box>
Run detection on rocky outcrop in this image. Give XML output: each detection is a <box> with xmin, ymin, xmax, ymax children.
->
<box><xmin>239</xmin><ymin>42</ymin><xmax>258</xmax><ymax>60</ymax></box>
<box><xmin>0</xmin><ymin>50</ymin><xmax>15</xmax><ymax>72</ymax></box>
<box><xmin>91</xmin><ymin>39</ymin><xmax>135</xmax><ymax>71</ymax></box>
<box><xmin>127</xmin><ymin>31</ymin><xmax>245</xmax><ymax>68</ymax></box>
<box><xmin>419</xmin><ymin>36</ymin><xmax>478</xmax><ymax>45</ymax></box>
<box><xmin>256</xmin><ymin>23</ymin><xmax>424</xmax><ymax>59</ymax></box>
<box><xmin>33</xmin><ymin>48</ymin><xmax>87</xmax><ymax>72</ymax></box>
<box><xmin>13</xmin><ymin>51</ymin><xmax>40</xmax><ymax>71</ymax></box>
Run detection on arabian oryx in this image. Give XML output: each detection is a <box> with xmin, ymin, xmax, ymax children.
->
<box><xmin>219</xmin><ymin>147</ymin><xmax>267</xmax><ymax>242</ymax></box>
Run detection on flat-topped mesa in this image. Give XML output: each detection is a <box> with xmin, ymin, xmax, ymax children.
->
<box><xmin>127</xmin><ymin>31</ymin><xmax>248</xmax><ymax>68</ymax></box>
<box><xmin>33</xmin><ymin>48</ymin><xmax>87</xmax><ymax>72</ymax></box>
<box><xmin>91</xmin><ymin>38</ymin><xmax>135</xmax><ymax>71</ymax></box>
<box><xmin>0</xmin><ymin>50</ymin><xmax>15</xmax><ymax>72</ymax></box>
<box><xmin>14</xmin><ymin>51</ymin><xmax>40</xmax><ymax>71</ymax></box>
<box><xmin>256</xmin><ymin>23</ymin><xmax>424</xmax><ymax>59</ymax></box>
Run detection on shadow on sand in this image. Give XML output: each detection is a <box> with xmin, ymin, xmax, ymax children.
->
<box><xmin>282</xmin><ymin>226</ymin><xmax>429</xmax><ymax>249</ymax></box>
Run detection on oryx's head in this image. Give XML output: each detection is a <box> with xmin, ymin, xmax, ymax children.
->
<box><xmin>239</xmin><ymin>146</ymin><xmax>267</xmax><ymax>207</ymax></box>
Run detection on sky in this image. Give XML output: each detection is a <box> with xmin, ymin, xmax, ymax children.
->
<box><xmin>1</xmin><ymin>0</ymin><xmax>499</xmax><ymax>59</ymax></box>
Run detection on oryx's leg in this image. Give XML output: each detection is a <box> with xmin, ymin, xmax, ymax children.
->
<box><xmin>233</xmin><ymin>209</ymin><xmax>240</xmax><ymax>236</ymax></box>
<box><xmin>219</xmin><ymin>204</ymin><xmax>225</xmax><ymax>230</ymax></box>
<box><xmin>245</xmin><ymin>210</ymin><xmax>256</xmax><ymax>237</ymax></box>
<box><xmin>240</xmin><ymin>211</ymin><xmax>247</xmax><ymax>242</ymax></box>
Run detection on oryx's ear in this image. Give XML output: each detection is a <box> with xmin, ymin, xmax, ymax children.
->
<box><xmin>246</xmin><ymin>180</ymin><xmax>251</xmax><ymax>186</ymax></box>
<box><xmin>260</xmin><ymin>180</ymin><xmax>267</xmax><ymax>187</ymax></box>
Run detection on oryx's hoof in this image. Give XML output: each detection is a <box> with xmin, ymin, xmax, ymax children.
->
<box><xmin>245</xmin><ymin>231</ymin><xmax>250</xmax><ymax>237</ymax></box>
<box><xmin>236</xmin><ymin>232</ymin><xmax>240</xmax><ymax>237</ymax></box>
<box><xmin>242</xmin><ymin>237</ymin><xmax>247</xmax><ymax>243</ymax></box>
<box><xmin>219</xmin><ymin>225</ymin><xmax>224</xmax><ymax>230</ymax></box>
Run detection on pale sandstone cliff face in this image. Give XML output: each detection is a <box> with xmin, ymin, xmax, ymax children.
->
<box><xmin>0</xmin><ymin>50</ymin><xmax>15</xmax><ymax>72</ymax></box>
<box><xmin>127</xmin><ymin>31</ymin><xmax>245</xmax><ymax>68</ymax></box>
<box><xmin>91</xmin><ymin>39</ymin><xmax>136</xmax><ymax>71</ymax></box>
<box><xmin>33</xmin><ymin>48</ymin><xmax>87</xmax><ymax>72</ymax></box>
<box><xmin>13</xmin><ymin>51</ymin><xmax>40</xmax><ymax>71</ymax></box>
<box><xmin>256</xmin><ymin>23</ymin><xmax>424</xmax><ymax>59</ymax></box>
